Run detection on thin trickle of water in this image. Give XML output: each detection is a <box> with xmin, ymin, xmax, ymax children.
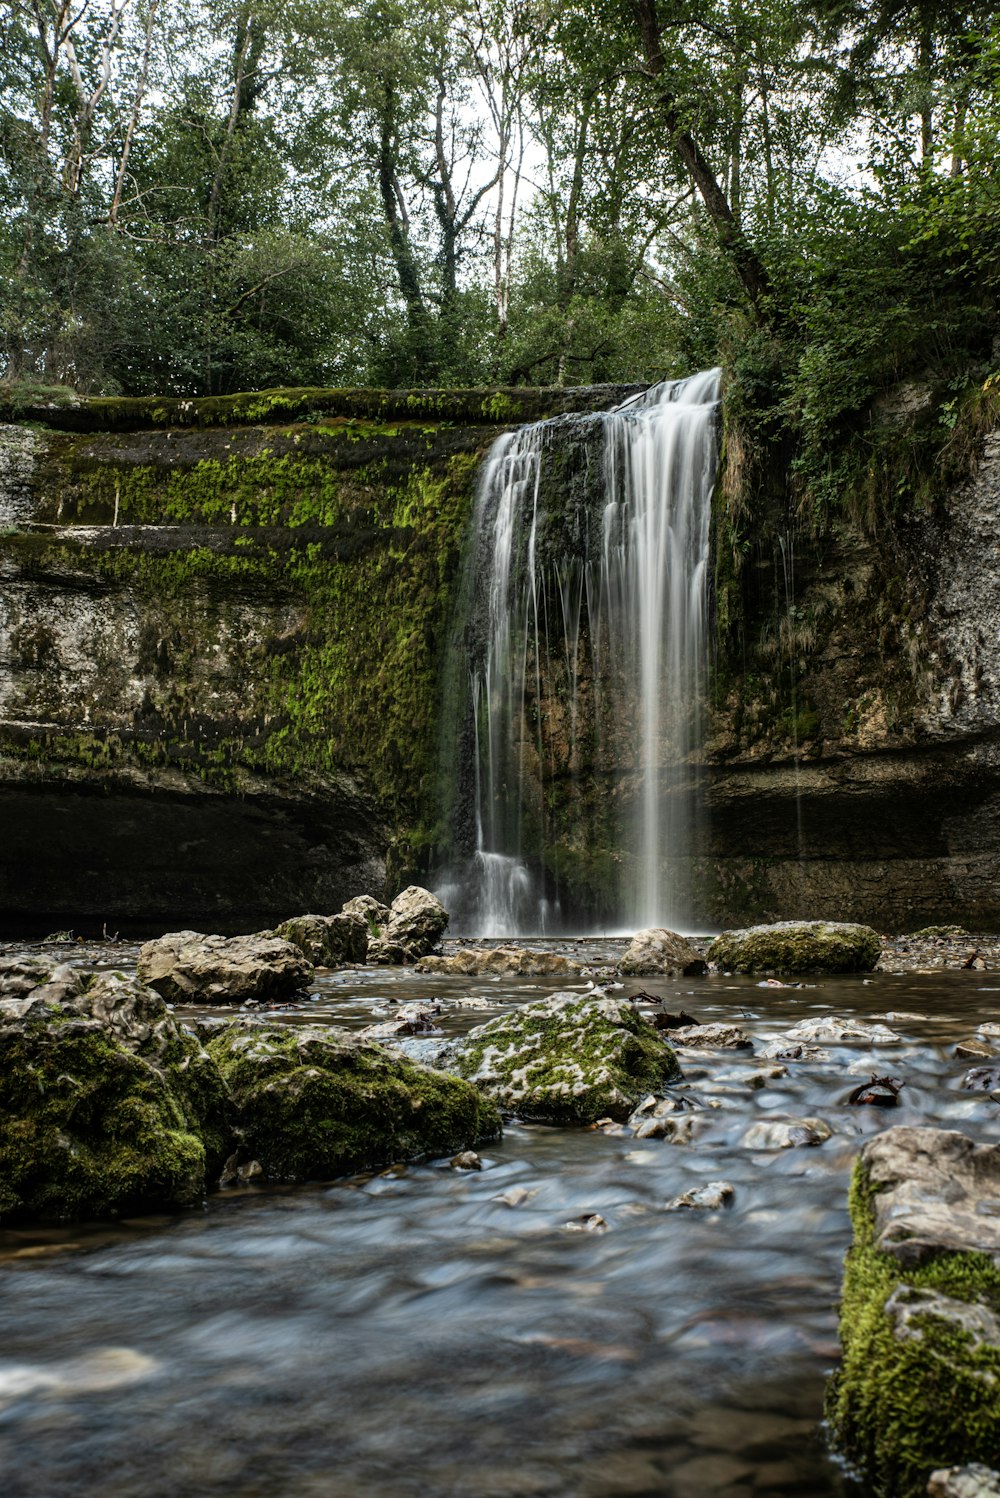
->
<box><xmin>437</xmin><ymin>370</ymin><xmax>721</xmax><ymax>937</ymax></box>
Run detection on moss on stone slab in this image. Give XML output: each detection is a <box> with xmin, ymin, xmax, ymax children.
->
<box><xmin>708</xmin><ymin>920</ymin><xmax>882</xmax><ymax>974</ymax></box>
<box><xmin>450</xmin><ymin>992</ymin><xmax>682</xmax><ymax>1125</ymax></box>
<box><xmin>826</xmin><ymin>1158</ymin><xmax>1000</xmax><ymax>1497</ymax></box>
<box><xmin>206</xmin><ymin>1020</ymin><xmax>501</xmax><ymax>1180</ymax></box>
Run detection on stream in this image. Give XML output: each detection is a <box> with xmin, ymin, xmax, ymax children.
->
<box><xmin>2</xmin><ymin>940</ymin><xmax>999</xmax><ymax>1497</ymax></box>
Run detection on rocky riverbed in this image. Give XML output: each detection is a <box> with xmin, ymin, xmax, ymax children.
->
<box><xmin>1</xmin><ymin>928</ymin><xmax>1000</xmax><ymax>1495</ymax></box>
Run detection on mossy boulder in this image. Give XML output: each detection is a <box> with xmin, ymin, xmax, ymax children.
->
<box><xmin>0</xmin><ymin>959</ymin><xmax>225</xmax><ymax>1222</ymax></box>
<box><xmin>827</xmin><ymin>1127</ymin><xmax>1000</xmax><ymax>1497</ymax></box>
<box><xmin>708</xmin><ymin>920</ymin><xmax>881</xmax><ymax>974</ymax></box>
<box><xmin>273</xmin><ymin>912</ymin><xmax>368</xmax><ymax>966</ymax></box>
<box><xmin>449</xmin><ymin>991</ymin><xmax>683</xmax><ymax>1125</ymax></box>
<box><xmin>205</xmin><ymin>1019</ymin><xmax>501</xmax><ymax>1180</ymax></box>
<box><xmin>137</xmin><ymin>930</ymin><xmax>313</xmax><ymax>1004</ymax></box>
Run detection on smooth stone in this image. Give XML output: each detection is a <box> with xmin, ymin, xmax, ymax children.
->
<box><xmin>955</xmin><ymin>1039</ymin><xmax>996</xmax><ymax>1059</ymax></box>
<box><xmin>450</xmin><ymin>1150</ymin><xmax>481</xmax><ymax>1170</ymax></box>
<box><xmin>781</xmin><ymin>1016</ymin><xmax>899</xmax><ymax>1045</ymax></box>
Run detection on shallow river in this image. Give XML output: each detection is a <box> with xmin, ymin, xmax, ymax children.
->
<box><xmin>2</xmin><ymin>941</ymin><xmax>999</xmax><ymax>1497</ymax></box>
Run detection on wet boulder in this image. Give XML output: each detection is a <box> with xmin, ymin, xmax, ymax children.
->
<box><xmin>827</xmin><ymin>1127</ymin><xmax>1000</xmax><ymax>1497</ymax></box>
<box><xmin>273</xmin><ymin>912</ymin><xmax>368</xmax><ymax>967</ymax></box>
<box><xmin>741</xmin><ymin>1117</ymin><xmax>832</xmax><ymax>1149</ymax></box>
<box><xmin>205</xmin><ymin>1020</ymin><xmax>500</xmax><ymax>1181</ymax></box>
<box><xmin>367</xmin><ymin>886</ymin><xmax>449</xmax><ymax>965</ymax></box>
<box><xmin>708</xmin><ymin>920</ymin><xmax>881</xmax><ymax>975</ymax></box>
<box><xmin>0</xmin><ymin>960</ymin><xmax>228</xmax><ymax>1223</ymax></box>
<box><xmin>341</xmin><ymin>894</ymin><xmax>391</xmax><ymax>931</ymax></box>
<box><xmin>416</xmin><ymin>947</ymin><xmax>581</xmax><ymax>977</ymax></box>
<box><xmin>449</xmin><ymin>991</ymin><xmax>682</xmax><ymax>1125</ymax></box>
<box><xmin>619</xmin><ymin>928</ymin><xmax>707</xmax><ymax>977</ymax></box>
<box><xmin>137</xmin><ymin>930</ymin><xmax>313</xmax><ymax>1005</ymax></box>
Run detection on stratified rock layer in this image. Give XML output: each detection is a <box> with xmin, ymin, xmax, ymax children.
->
<box><xmin>708</xmin><ymin>920</ymin><xmax>882</xmax><ymax>974</ymax></box>
<box><xmin>416</xmin><ymin>947</ymin><xmax>581</xmax><ymax>977</ymax></box>
<box><xmin>827</xmin><ymin>1126</ymin><xmax>1000</xmax><ymax>1497</ymax></box>
<box><xmin>450</xmin><ymin>991</ymin><xmax>682</xmax><ymax>1125</ymax></box>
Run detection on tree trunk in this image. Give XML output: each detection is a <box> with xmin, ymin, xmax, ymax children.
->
<box><xmin>631</xmin><ymin>0</ymin><xmax>770</xmax><ymax>308</ymax></box>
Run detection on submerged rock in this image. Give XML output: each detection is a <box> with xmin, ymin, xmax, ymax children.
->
<box><xmin>449</xmin><ymin>991</ymin><xmax>682</xmax><ymax>1125</ymax></box>
<box><xmin>665</xmin><ymin>1181</ymin><xmax>735</xmax><ymax>1211</ymax></box>
<box><xmin>137</xmin><ymin>930</ymin><xmax>313</xmax><ymax>1005</ymax></box>
<box><xmin>367</xmin><ymin>886</ymin><xmax>448</xmax><ymax>965</ymax></box>
<box><xmin>827</xmin><ymin>1127</ymin><xmax>1000</xmax><ymax>1497</ymax></box>
<box><xmin>206</xmin><ymin>1020</ymin><xmax>500</xmax><ymax>1181</ymax></box>
<box><xmin>619</xmin><ymin>928</ymin><xmax>707</xmax><ymax>977</ymax></box>
<box><xmin>416</xmin><ymin>947</ymin><xmax>581</xmax><ymax>977</ymax></box>
<box><xmin>779</xmin><ymin>1015</ymin><xmax>899</xmax><ymax>1045</ymax></box>
<box><xmin>0</xmin><ymin>960</ymin><xmax>228</xmax><ymax>1223</ymax></box>
<box><xmin>708</xmin><ymin>921</ymin><xmax>882</xmax><ymax>975</ymax></box>
<box><xmin>273</xmin><ymin>912</ymin><xmax>368</xmax><ymax>967</ymax></box>
<box><xmin>741</xmin><ymin>1117</ymin><xmax>832</xmax><ymax>1149</ymax></box>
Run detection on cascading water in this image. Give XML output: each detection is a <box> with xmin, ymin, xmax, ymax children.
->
<box><xmin>436</xmin><ymin>369</ymin><xmax>721</xmax><ymax>937</ymax></box>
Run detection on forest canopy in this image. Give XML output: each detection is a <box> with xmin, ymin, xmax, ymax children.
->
<box><xmin>1</xmin><ymin>0</ymin><xmax>998</xmax><ymax>422</ymax></box>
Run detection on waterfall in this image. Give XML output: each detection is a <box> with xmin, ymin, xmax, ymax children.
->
<box><xmin>436</xmin><ymin>369</ymin><xmax>721</xmax><ymax>937</ymax></box>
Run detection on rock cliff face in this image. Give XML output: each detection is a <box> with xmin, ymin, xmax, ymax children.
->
<box><xmin>705</xmin><ymin>425</ymin><xmax>1000</xmax><ymax>929</ymax></box>
<box><xmin>3</xmin><ymin>382</ymin><xmax>1000</xmax><ymax>932</ymax></box>
<box><xmin>0</xmin><ymin>387</ymin><xmax>635</xmax><ymax>933</ymax></box>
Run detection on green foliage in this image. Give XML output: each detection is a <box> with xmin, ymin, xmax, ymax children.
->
<box><xmin>827</xmin><ymin>1160</ymin><xmax>1000</xmax><ymax>1496</ymax></box>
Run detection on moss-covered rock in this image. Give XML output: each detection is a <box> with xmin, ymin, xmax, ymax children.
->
<box><xmin>205</xmin><ymin>1019</ymin><xmax>501</xmax><ymax>1180</ymax></box>
<box><xmin>708</xmin><ymin>920</ymin><xmax>882</xmax><ymax>974</ymax></box>
<box><xmin>273</xmin><ymin>912</ymin><xmax>368</xmax><ymax>966</ymax></box>
<box><xmin>0</xmin><ymin>960</ymin><xmax>222</xmax><ymax>1222</ymax></box>
<box><xmin>827</xmin><ymin>1127</ymin><xmax>1000</xmax><ymax>1497</ymax></box>
<box><xmin>449</xmin><ymin>991</ymin><xmax>683</xmax><ymax>1125</ymax></box>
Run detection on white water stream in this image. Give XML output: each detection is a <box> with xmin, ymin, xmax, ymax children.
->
<box><xmin>439</xmin><ymin>370</ymin><xmax>721</xmax><ymax>937</ymax></box>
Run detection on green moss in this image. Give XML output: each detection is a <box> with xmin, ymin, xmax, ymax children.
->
<box><xmin>708</xmin><ymin>920</ymin><xmax>881</xmax><ymax>974</ymax></box>
<box><xmin>826</xmin><ymin>1161</ymin><xmax>1000</xmax><ymax>1496</ymax></box>
<box><xmin>451</xmin><ymin>995</ymin><xmax>682</xmax><ymax>1125</ymax></box>
<box><xmin>0</xmin><ymin>1024</ymin><xmax>206</xmax><ymax>1223</ymax></box>
<box><xmin>206</xmin><ymin>1021</ymin><xmax>501</xmax><ymax>1180</ymax></box>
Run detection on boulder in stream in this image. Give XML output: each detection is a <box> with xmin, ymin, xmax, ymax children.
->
<box><xmin>619</xmin><ymin>928</ymin><xmax>707</xmax><ymax>977</ymax></box>
<box><xmin>137</xmin><ymin>930</ymin><xmax>313</xmax><ymax>1005</ymax></box>
<box><xmin>0</xmin><ymin>958</ymin><xmax>229</xmax><ymax>1223</ymax></box>
<box><xmin>708</xmin><ymin>920</ymin><xmax>882</xmax><ymax>974</ymax></box>
<box><xmin>205</xmin><ymin>1019</ymin><xmax>500</xmax><ymax>1180</ymax></box>
<box><xmin>449</xmin><ymin>990</ymin><xmax>682</xmax><ymax>1125</ymax></box>
<box><xmin>367</xmin><ymin>886</ymin><xmax>449</xmax><ymax>964</ymax></box>
<box><xmin>827</xmin><ymin>1126</ymin><xmax>1000</xmax><ymax>1497</ymax></box>
<box><xmin>273</xmin><ymin>912</ymin><xmax>368</xmax><ymax>967</ymax></box>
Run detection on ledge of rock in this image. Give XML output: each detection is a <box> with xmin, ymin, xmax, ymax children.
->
<box><xmin>708</xmin><ymin>920</ymin><xmax>882</xmax><ymax>974</ymax></box>
<box><xmin>137</xmin><ymin>930</ymin><xmax>313</xmax><ymax>1004</ymax></box>
<box><xmin>827</xmin><ymin>1126</ymin><xmax>1000</xmax><ymax>1497</ymax></box>
<box><xmin>416</xmin><ymin>946</ymin><xmax>581</xmax><ymax>976</ymax></box>
<box><xmin>449</xmin><ymin>990</ymin><xmax>682</xmax><ymax>1125</ymax></box>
